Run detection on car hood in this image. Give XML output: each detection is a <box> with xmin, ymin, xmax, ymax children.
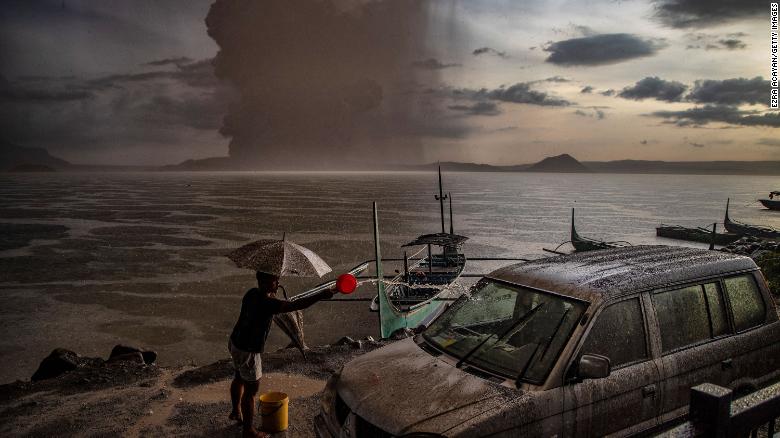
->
<box><xmin>336</xmin><ymin>338</ymin><xmax>521</xmax><ymax>435</ymax></box>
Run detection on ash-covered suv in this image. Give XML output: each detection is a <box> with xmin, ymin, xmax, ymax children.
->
<box><xmin>315</xmin><ymin>246</ymin><xmax>780</xmax><ymax>437</ymax></box>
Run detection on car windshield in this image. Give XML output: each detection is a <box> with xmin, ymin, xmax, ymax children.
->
<box><xmin>423</xmin><ymin>279</ymin><xmax>587</xmax><ymax>384</ymax></box>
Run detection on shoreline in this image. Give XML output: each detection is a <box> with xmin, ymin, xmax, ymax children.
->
<box><xmin>0</xmin><ymin>341</ymin><xmax>387</xmax><ymax>437</ymax></box>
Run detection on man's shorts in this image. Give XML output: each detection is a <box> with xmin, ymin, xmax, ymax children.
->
<box><xmin>228</xmin><ymin>339</ymin><xmax>262</xmax><ymax>382</ymax></box>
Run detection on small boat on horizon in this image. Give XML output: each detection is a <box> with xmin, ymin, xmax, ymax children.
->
<box><xmin>724</xmin><ymin>198</ymin><xmax>780</xmax><ymax>239</ymax></box>
<box><xmin>759</xmin><ymin>191</ymin><xmax>780</xmax><ymax>211</ymax></box>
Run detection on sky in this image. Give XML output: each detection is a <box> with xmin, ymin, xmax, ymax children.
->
<box><xmin>1</xmin><ymin>0</ymin><xmax>778</xmax><ymax>166</ymax></box>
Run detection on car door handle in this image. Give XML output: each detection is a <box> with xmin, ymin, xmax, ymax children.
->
<box><xmin>721</xmin><ymin>359</ymin><xmax>733</xmax><ymax>370</ymax></box>
<box><xmin>642</xmin><ymin>384</ymin><xmax>656</xmax><ymax>398</ymax></box>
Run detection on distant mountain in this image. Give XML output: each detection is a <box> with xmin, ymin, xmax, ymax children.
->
<box><xmin>9</xmin><ymin>164</ymin><xmax>57</xmax><ymax>172</ymax></box>
<box><xmin>160</xmin><ymin>157</ymin><xmax>235</xmax><ymax>171</ymax></box>
<box><xmin>584</xmin><ymin>160</ymin><xmax>780</xmax><ymax>175</ymax></box>
<box><xmin>0</xmin><ymin>144</ymin><xmax>70</xmax><ymax>171</ymax></box>
<box><xmin>528</xmin><ymin>154</ymin><xmax>590</xmax><ymax>172</ymax></box>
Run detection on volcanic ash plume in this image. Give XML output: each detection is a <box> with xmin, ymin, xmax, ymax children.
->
<box><xmin>206</xmin><ymin>0</ymin><xmax>446</xmax><ymax>169</ymax></box>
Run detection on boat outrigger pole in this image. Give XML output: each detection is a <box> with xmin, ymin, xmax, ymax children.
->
<box><xmin>435</xmin><ymin>165</ymin><xmax>448</xmax><ymax>234</ymax></box>
<box><xmin>372</xmin><ymin>202</ymin><xmax>385</xmax><ymax>336</ymax></box>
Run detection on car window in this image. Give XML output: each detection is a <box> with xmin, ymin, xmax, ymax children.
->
<box><xmin>653</xmin><ymin>282</ymin><xmax>733</xmax><ymax>352</ymax></box>
<box><xmin>581</xmin><ymin>298</ymin><xmax>647</xmax><ymax>368</ymax></box>
<box><xmin>653</xmin><ymin>285</ymin><xmax>711</xmax><ymax>352</ymax></box>
<box><xmin>424</xmin><ymin>280</ymin><xmax>586</xmax><ymax>384</ymax></box>
<box><xmin>724</xmin><ymin>275</ymin><xmax>766</xmax><ymax>332</ymax></box>
<box><xmin>703</xmin><ymin>282</ymin><xmax>729</xmax><ymax>337</ymax></box>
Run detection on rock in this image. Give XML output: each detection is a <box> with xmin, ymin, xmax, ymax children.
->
<box><xmin>389</xmin><ymin>327</ymin><xmax>414</xmax><ymax>340</ymax></box>
<box><xmin>106</xmin><ymin>352</ymin><xmax>145</xmax><ymax>365</ymax></box>
<box><xmin>752</xmin><ymin>250</ymin><xmax>772</xmax><ymax>260</ymax></box>
<box><xmin>364</xmin><ymin>336</ymin><xmax>375</xmax><ymax>342</ymax></box>
<box><xmin>109</xmin><ymin>345</ymin><xmax>157</xmax><ymax>365</ymax></box>
<box><xmin>31</xmin><ymin>348</ymin><xmax>79</xmax><ymax>381</ymax></box>
<box><xmin>335</xmin><ymin>336</ymin><xmax>356</xmax><ymax>346</ymax></box>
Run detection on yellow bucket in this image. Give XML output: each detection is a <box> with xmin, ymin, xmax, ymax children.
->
<box><xmin>258</xmin><ymin>391</ymin><xmax>289</xmax><ymax>432</ymax></box>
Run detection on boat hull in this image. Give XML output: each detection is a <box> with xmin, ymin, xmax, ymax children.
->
<box><xmin>656</xmin><ymin>226</ymin><xmax>741</xmax><ymax>245</ymax></box>
<box><xmin>759</xmin><ymin>199</ymin><xmax>780</xmax><ymax>211</ymax></box>
<box><xmin>724</xmin><ymin>220</ymin><xmax>780</xmax><ymax>239</ymax></box>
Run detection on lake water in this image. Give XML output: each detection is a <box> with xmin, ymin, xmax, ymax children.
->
<box><xmin>1</xmin><ymin>171</ymin><xmax>778</xmax><ymax>383</ymax></box>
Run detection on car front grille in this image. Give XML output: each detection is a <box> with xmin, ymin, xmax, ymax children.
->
<box><xmin>334</xmin><ymin>393</ymin><xmax>393</xmax><ymax>437</ymax></box>
<box><xmin>355</xmin><ymin>414</ymin><xmax>393</xmax><ymax>438</ymax></box>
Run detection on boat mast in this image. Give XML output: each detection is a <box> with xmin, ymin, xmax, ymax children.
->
<box><xmin>435</xmin><ymin>165</ymin><xmax>448</xmax><ymax>234</ymax></box>
<box><xmin>449</xmin><ymin>192</ymin><xmax>454</xmax><ymax>235</ymax></box>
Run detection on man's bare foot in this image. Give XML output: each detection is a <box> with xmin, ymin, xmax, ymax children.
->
<box><xmin>242</xmin><ymin>427</ymin><xmax>268</xmax><ymax>438</ymax></box>
<box><xmin>229</xmin><ymin>410</ymin><xmax>242</xmax><ymax>423</ymax></box>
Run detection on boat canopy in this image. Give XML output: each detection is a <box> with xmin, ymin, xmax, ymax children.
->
<box><xmin>402</xmin><ymin>232</ymin><xmax>469</xmax><ymax>248</ymax></box>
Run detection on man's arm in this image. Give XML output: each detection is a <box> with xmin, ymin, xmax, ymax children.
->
<box><xmin>274</xmin><ymin>289</ymin><xmax>334</xmax><ymax>313</ymax></box>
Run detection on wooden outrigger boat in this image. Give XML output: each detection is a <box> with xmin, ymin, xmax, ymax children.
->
<box><xmin>724</xmin><ymin>198</ymin><xmax>780</xmax><ymax>239</ymax></box>
<box><xmin>369</xmin><ymin>166</ymin><xmax>467</xmax><ymax>336</ymax></box>
<box><xmin>570</xmin><ymin>209</ymin><xmax>630</xmax><ymax>252</ymax></box>
<box><xmin>288</xmin><ymin>167</ymin><xmax>528</xmax><ymax>340</ymax></box>
<box><xmin>759</xmin><ymin>191</ymin><xmax>780</xmax><ymax>211</ymax></box>
<box><xmin>656</xmin><ymin>223</ymin><xmax>741</xmax><ymax>246</ymax></box>
<box><xmin>365</xmin><ymin>167</ymin><xmax>527</xmax><ymax>337</ymax></box>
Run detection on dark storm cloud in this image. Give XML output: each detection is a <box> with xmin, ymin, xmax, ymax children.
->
<box><xmin>87</xmin><ymin>59</ymin><xmax>218</xmax><ymax>90</ymax></box>
<box><xmin>757</xmin><ymin>138</ymin><xmax>780</xmax><ymax>147</ymax></box>
<box><xmin>544</xmin><ymin>34</ymin><xmax>665</xmax><ymax>66</ymax></box>
<box><xmin>412</xmin><ymin>58</ymin><xmax>460</xmax><ymax>70</ymax></box>
<box><xmin>544</xmin><ymin>76</ymin><xmax>570</xmax><ymax>83</ymax></box>
<box><xmin>573</xmin><ymin>107</ymin><xmax>606</xmax><ymax>119</ymax></box>
<box><xmin>1</xmin><ymin>57</ymin><xmax>232</xmax><ymax>158</ymax></box>
<box><xmin>144</xmin><ymin>57</ymin><xmax>194</xmax><ymax>67</ymax></box>
<box><xmin>580</xmin><ymin>86</ymin><xmax>594</xmax><ymax>94</ymax></box>
<box><xmin>718</xmin><ymin>39</ymin><xmax>746</xmax><ymax>50</ymax></box>
<box><xmin>618</xmin><ymin>76</ymin><xmax>687</xmax><ymax>102</ymax></box>
<box><xmin>686</xmin><ymin>77</ymin><xmax>768</xmax><ymax>105</ymax></box>
<box><xmin>448</xmin><ymin>101</ymin><xmax>501</xmax><ymax>116</ymax></box>
<box><xmin>684</xmin><ymin>33</ymin><xmax>748</xmax><ymax>50</ymax></box>
<box><xmin>205</xmin><ymin>0</ymin><xmax>459</xmax><ymax>167</ymax></box>
<box><xmin>0</xmin><ymin>82</ymin><xmax>93</xmax><ymax>102</ymax></box>
<box><xmin>688</xmin><ymin>141</ymin><xmax>705</xmax><ymax>148</ymax></box>
<box><xmin>601</xmin><ymin>89</ymin><xmax>616</xmax><ymax>96</ymax></box>
<box><xmin>654</xmin><ymin>0</ymin><xmax>766</xmax><ymax>28</ymax></box>
<box><xmin>649</xmin><ymin>105</ymin><xmax>780</xmax><ymax>127</ymax></box>
<box><xmin>472</xmin><ymin>47</ymin><xmax>508</xmax><ymax>58</ymax></box>
<box><xmin>478</xmin><ymin>83</ymin><xmax>572</xmax><ymax>106</ymax></box>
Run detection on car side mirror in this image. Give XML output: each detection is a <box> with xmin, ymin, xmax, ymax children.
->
<box><xmin>578</xmin><ymin>354</ymin><xmax>611</xmax><ymax>380</ymax></box>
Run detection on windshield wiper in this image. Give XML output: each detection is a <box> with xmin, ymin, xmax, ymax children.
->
<box><xmin>514</xmin><ymin>307</ymin><xmax>571</xmax><ymax>386</ymax></box>
<box><xmin>538</xmin><ymin>307</ymin><xmax>571</xmax><ymax>360</ymax></box>
<box><xmin>456</xmin><ymin>302</ymin><xmax>545</xmax><ymax>369</ymax></box>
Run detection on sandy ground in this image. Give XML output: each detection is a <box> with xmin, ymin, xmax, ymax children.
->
<box><xmin>0</xmin><ymin>342</ymin><xmax>386</xmax><ymax>437</ymax></box>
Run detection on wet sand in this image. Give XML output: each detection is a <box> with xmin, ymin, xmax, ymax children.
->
<box><xmin>0</xmin><ymin>343</ymin><xmax>381</xmax><ymax>437</ymax></box>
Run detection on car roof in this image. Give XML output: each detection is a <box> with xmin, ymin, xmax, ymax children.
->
<box><xmin>489</xmin><ymin>245</ymin><xmax>756</xmax><ymax>302</ymax></box>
